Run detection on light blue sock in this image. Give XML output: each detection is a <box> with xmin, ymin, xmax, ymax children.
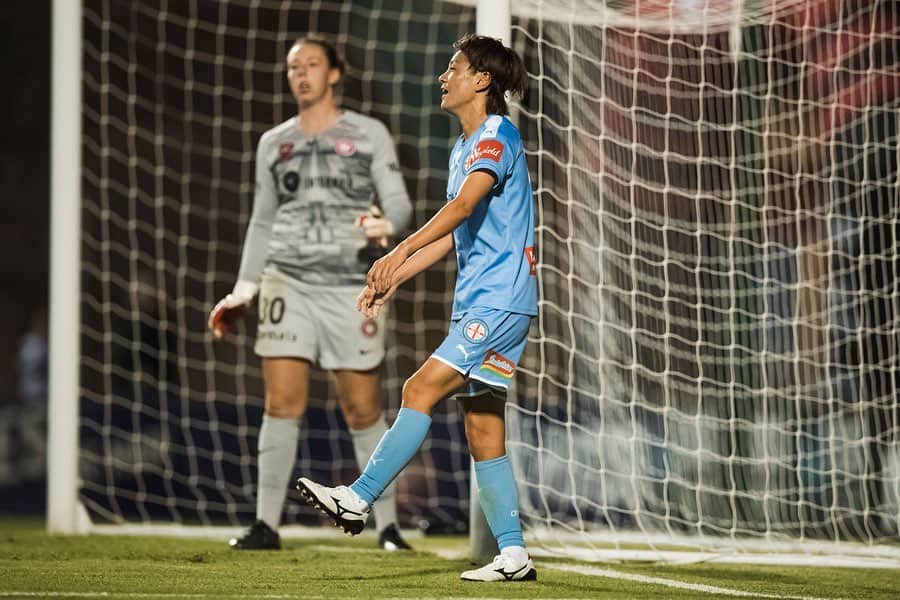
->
<box><xmin>475</xmin><ymin>454</ymin><xmax>525</xmax><ymax>550</ymax></box>
<box><xmin>350</xmin><ymin>407</ymin><xmax>431</xmax><ymax>505</ymax></box>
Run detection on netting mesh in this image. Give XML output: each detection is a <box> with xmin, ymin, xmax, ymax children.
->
<box><xmin>80</xmin><ymin>0</ymin><xmax>475</xmax><ymax>529</ymax></box>
<box><xmin>508</xmin><ymin>0</ymin><xmax>900</xmax><ymax>553</ymax></box>
<box><xmin>77</xmin><ymin>0</ymin><xmax>900</xmax><ymax>556</ymax></box>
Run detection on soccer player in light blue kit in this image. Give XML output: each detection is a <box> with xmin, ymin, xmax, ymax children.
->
<box><xmin>298</xmin><ymin>34</ymin><xmax>538</xmax><ymax>582</ymax></box>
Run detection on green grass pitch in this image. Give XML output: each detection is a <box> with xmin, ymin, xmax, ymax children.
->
<box><xmin>1</xmin><ymin>518</ymin><xmax>898</xmax><ymax>599</ymax></box>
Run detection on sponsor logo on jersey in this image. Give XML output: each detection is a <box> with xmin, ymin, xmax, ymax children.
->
<box><xmin>465</xmin><ymin>140</ymin><xmax>504</xmax><ymax>170</ymax></box>
<box><xmin>524</xmin><ymin>246</ymin><xmax>537</xmax><ymax>276</ymax></box>
<box><xmin>298</xmin><ymin>175</ymin><xmax>352</xmax><ymax>189</ymax></box>
<box><xmin>282</xmin><ymin>171</ymin><xmax>300</xmax><ymax>192</ymax></box>
<box><xmin>463</xmin><ymin>319</ymin><xmax>489</xmax><ymax>343</ymax></box>
<box><xmin>279</xmin><ymin>142</ymin><xmax>294</xmax><ymax>161</ymax></box>
<box><xmin>480</xmin><ymin>349</ymin><xmax>514</xmax><ymax>379</ymax></box>
<box><xmin>334</xmin><ymin>138</ymin><xmax>357</xmax><ymax>157</ymax></box>
<box><xmin>361</xmin><ymin>318</ymin><xmax>378</xmax><ymax>337</ymax></box>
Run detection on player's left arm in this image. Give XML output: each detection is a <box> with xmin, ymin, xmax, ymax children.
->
<box><xmin>367</xmin><ymin>171</ymin><xmax>494</xmax><ymax>293</ymax></box>
<box><xmin>357</xmin><ymin>233</ymin><xmax>454</xmax><ymax>317</ymax></box>
<box><xmin>360</xmin><ymin>121</ymin><xmax>413</xmax><ymax>238</ymax></box>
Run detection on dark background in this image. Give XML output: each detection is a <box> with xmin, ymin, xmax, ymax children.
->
<box><xmin>1</xmin><ymin>2</ymin><xmax>50</xmax><ymax>406</ymax></box>
<box><xmin>12</xmin><ymin>0</ymin><xmax>474</xmax><ymax>527</ymax></box>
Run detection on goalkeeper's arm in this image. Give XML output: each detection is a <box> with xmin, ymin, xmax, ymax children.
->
<box><xmin>357</xmin><ymin>233</ymin><xmax>453</xmax><ymax>317</ymax></box>
<box><xmin>208</xmin><ymin>280</ymin><xmax>259</xmax><ymax>340</ymax></box>
<box><xmin>209</xmin><ymin>131</ymin><xmax>276</xmax><ymax>340</ymax></box>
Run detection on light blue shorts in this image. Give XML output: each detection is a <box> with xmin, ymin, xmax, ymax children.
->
<box><xmin>431</xmin><ymin>306</ymin><xmax>531</xmax><ymax>395</ymax></box>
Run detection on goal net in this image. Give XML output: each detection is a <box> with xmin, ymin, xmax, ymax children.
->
<box><xmin>503</xmin><ymin>0</ymin><xmax>900</xmax><ymax>564</ymax></box>
<box><xmin>66</xmin><ymin>0</ymin><xmax>900</xmax><ymax>564</ymax></box>
<box><xmin>77</xmin><ymin>0</ymin><xmax>476</xmax><ymax>533</ymax></box>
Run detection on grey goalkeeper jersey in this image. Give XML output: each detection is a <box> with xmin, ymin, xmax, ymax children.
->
<box><xmin>237</xmin><ymin>111</ymin><xmax>412</xmax><ymax>286</ymax></box>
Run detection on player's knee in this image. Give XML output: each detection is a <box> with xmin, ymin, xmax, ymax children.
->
<box><xmin>465</xmin><ymin>416</ymin><xmax>505</xmax><ymax>461</ymax></box>
<box><xmin>464</xmin><ymin>425</ymin><xmax>490</xmax><ymax>457</ymax></box>
<box><xmin>264</xmin><ymin>387</ymin><xmax>305</xmax><ymax>419</ymax></box>
<box><xmin>401</xmin><ymin>377</ymin><xmax>433</xmax><ymax>414</ymax></box>
<box><xmin>400</xmin><ymin>377</ymin><xmax>420</xmax><ymax>405</ymax></box>
<box><xmin>342</xmin><ymin>402</ymin><xmax>382</xmax><ymax>430</ymax></box>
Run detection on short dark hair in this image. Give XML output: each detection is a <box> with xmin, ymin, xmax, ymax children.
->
<box><xmin>452</xmin><ymin>34</ymin><xmax>528</xmax><ymax>115</ymax></box>
<box><xmin>292</xmin><ymin>36</ymin><xmax>345</xmax><ymax>77</ymax></box>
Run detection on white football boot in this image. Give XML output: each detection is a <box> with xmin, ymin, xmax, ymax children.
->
<box><xmin>296</xmin><ymin>477</ymin><xmax>369</xmax><ymax>535</ymax></box>
<box><xmin>460</xmin><ymin>546</ymin><xmax>537</xmax><ymax>582</ymax></box>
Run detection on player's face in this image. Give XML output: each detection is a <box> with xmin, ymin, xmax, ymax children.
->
<box><xmin>287</xmin><ymin>42</ymin><xmax>340</xmax><ymax>109</ymax></box>
<box><xmin>438</xmin><ymin>51</ymin><xmax>482</xmax><ymax>113</ymax></box>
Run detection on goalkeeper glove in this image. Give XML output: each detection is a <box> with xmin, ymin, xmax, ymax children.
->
<box><xmin>208</xmin><ymin>280</ymin><xmax>258</xmax><ymax>340</ymax></box>
<box><xmin>355</xmin><ymin>205</ymin><xmax>394</xmax><ymax>248</ymax></box>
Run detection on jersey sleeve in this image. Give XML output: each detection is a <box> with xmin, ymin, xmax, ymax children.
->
<box><xmin>369</xmin><ymin>120</ymin><xmax>412</xmax><ymax>232</ymax></box>
<box><xmin>463</xmin><ymin>121</ymin><xmax>517</xmax><ymax>191</ymax></box>
<box><xmin>236</xmin><ymin>132</ymin><xmax>278</xmax><ymax>283</ymax></box>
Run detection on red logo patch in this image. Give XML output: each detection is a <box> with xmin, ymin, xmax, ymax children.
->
<box><xmin>465</xmin><ymin>140</ymin><xmax>503</xmax><ymax>170</ymax></box>
<box><xmin>279</xmin><ymin>142</ymin><xmax>294</xmax><ymax>161</ymax></box>
<box><xmin>334</xmin><ymin>138</ymin><xmax>357</xmax><ymax>157</ymax></box>
<box><xmin>524</xmin><ymin>246</ymin><xmax>536</xmax><ymax>276</ymax></box>
<box><xmin>361</xmin><ymin>319</ymin><xmax>378</xmax><ymax>338</ymax></box>
<box><xmin>480</xmin><ymin>349</ymin><xmax>515</xmax><ymax>378</ymax></box>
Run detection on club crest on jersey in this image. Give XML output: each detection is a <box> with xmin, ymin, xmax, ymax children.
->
<box><xmin>465</xmin><ymin>140</ymin><xmax>503</xmax><ymax>170</ymax></box>
<box><xmin>361</xmin><ymin>319</ymin><xmax>378</xmax><ymax>338</ymax></box>
<box><xmin>463</xmin><ymin>319</ymin><xmax>489</xmax><ymax>343</ymax></box>
<box><xmin>334</xmin><ymin>138</ymin><xmax>357</xmax><ymax>157</ymax></box>
<box><xmin>480</xmin><ymin>349</ymin><xmax>514</xmax><ymax>379</ymax></box>
<box><xmin>279</xmin><ymin>142</ymin><xmax>294</xmax><ymax>161</ymax></box>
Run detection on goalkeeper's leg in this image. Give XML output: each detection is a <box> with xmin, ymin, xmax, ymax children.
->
<box><xmin>332</xmin><ymin>368</ymin><xmax>410</xmax><ymax>550</ymax></box>
<box><xmin>230</xmin><ymin>358</ymin><xmax>310</xmax><ymax>550</ymax></box>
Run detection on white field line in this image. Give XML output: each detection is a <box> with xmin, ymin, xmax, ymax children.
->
<box><xmin>3</xmin><ymin>544</ymin><xmax>848</xmax><ymax>600</ymax></box>
<box><xmin>546</xmin><ymin>563</ymin><xmax>845</xmax><ymax>600</ymax></box>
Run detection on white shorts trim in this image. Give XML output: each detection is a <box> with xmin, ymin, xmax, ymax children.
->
<box><xmin>431</xmin><ymin>354</ymin><xmax>467</xmax><ymax>376</ymax></box>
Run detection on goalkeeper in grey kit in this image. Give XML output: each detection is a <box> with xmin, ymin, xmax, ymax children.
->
<box><xmin>209</xmin><ymin>36</ymin><xmax>413</xmax><ymax>551</ymax></box>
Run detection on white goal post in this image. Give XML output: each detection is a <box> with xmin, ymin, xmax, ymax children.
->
<box><xmin>48</xmin><ymin>0</ymin><xmax>87</xmax><ymax>535</ymax></box>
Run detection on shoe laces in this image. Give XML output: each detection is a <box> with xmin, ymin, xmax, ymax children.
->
<box><xmin>490</xmin><ymin>554</ymin><xmax>515</xmax><ymax>569</ymax></box>
<box><xmin>492</xmin><ymin>551</ymin><xmax>529</xmax><ymax>570</ymax></box>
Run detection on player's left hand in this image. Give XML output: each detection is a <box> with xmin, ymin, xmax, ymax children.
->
<box><xmin>367</xmin><ymin>246</ymin><xmax>408</xmax><ymax>295</ymax></box>
<box><xmin>356</xmin><ymin>284</ymin><xmax>396</xmax><ymax>318</ymax></box>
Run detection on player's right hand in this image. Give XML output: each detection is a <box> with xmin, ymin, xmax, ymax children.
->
<box><xmin>367</xmin><ymin>245</ymin><xmax>408</xmax><ymax>295</ymax></box>
<box><xmin>208</xmin><ymin>281</ymin><xmax>258</xmax><ymax>340</ymax></box>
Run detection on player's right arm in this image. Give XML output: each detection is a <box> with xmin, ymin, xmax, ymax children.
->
<box><xmin>209</xmin><ymin>132</ymin><xmax>278</xmax><ymax>339</ymax></box>
<box><xmin>357</xmin><ymin>233</ymin><xmax>453</xmax><ymax>317</ymax></box>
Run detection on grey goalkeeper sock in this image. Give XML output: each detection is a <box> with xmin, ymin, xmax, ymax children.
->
<box><xmin>255</xmin><ymin>414</ymin><xmax>300</xmax><ymax>530</ymax></box>
<box><xmin>350</xmin><ymin>416</ymin><xmax>399</xmax><ymax>533</ymax></box>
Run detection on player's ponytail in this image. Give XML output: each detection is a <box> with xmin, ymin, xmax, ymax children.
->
<box><xmin>453</xmin><ymin>34</ymin><xmax>528</xmax><ymax>115</ymax></box>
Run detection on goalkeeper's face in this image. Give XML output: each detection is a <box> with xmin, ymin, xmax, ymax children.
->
<box><xmin>287</xmin><ymin>42</ymin><xmax>341</xmax><ymax>110</ymax></box>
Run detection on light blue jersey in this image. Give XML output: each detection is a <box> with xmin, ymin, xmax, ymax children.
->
<box><xmin>447</xmin><ymin>114</ymin><xmax>537</xmax><ymax>318</ymax></box>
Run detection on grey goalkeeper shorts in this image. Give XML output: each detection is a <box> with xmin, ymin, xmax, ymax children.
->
<box><xmin>254</xmin><ymin>269</ymin><xmax>386</xmax><ymax>371</ymax></box>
